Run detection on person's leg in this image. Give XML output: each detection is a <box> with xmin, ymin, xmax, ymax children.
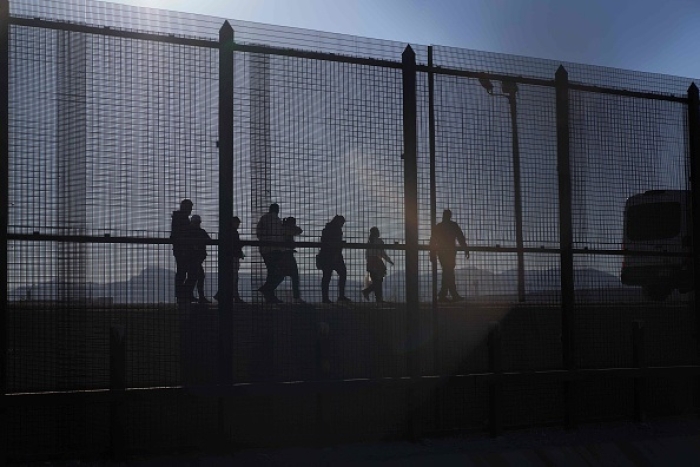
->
<box><xmin>438</xmin><ymin>253</ymin><xmax>456</xmax><ymax>300</ymax></box>
<box><xmin>374</xmin><ymin>273</ymin><xmax>384</xmax><ymax>302</ymax></box>
<box><xmin>258</xmin><ymin>252</ymin><xmax>271</xmax><ymax>293</ymax></box>
<box><xmin>438</xmin><ymin>268</ymin><xmax>449</xmax><ymax>300</ymax></box>
<box><xmin>175</xmin><ymin>255</ymin><xmax>186</xmax><ymax>300</ymax></box>
<box><xmin>369</xmin><ymin>270</ymin><xmax>382</xmax><ymax>301</ymax></box>
<box><xmin>259</xmin><ymin>251</ymin><xmax>285</xmax><ymax>303</ymax></box>
<box><xmin>444</xmin><ymin>266</ymin><xmax>459</xmax><ymax>298</ymax></box>
<box><xmin>443</xmin><ymin>252</ymin><xmax>460</xmax><ymax>299</ymax></box>
<box><xmin>269</xmin><ymin>252</ymin><xmax>285</xmax><ymax>292</ymax></box>
<box><xmin>231</xmin><ymin>258</ymin><xmax>243</xmax><ymax>301</ymax></box>
<box><xmin>336</xmin><ymin>260</ymin><xmax>348</xmax><ymax>299</ymax></box>
<box><xmin>446</xmin><ymin>266</ymin><xmax>462</xmax><ymax>299</ymax></box>
<box><xmin>260</xmin><ymin>251</ymin><xmax>282</xmax><ymax>295</ymax></box>
<box><xmin>196</xmin><ymin>264</ymin><xmax>206</xmax><ymax>299</ymax></box>
<box><xmin>321</xmin><ymin>268</ymin><xmax>333</xmax><ymax>302</ymax></box>
<box><xmin>183</xmin><ymin>260</ymin><xmax>199</xmax><ymax>301</ymax></box>
<box><xmin>363</xmin><ymin>269</ymin><xmax>374</xmax><ymax>298</ymax></box>
<box><xmin>289</xmin><ymin>256</ymin><xmax>301</xmax><ymax>299</ymax></box>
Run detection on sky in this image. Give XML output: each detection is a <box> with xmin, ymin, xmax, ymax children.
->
<box><xmin>106</xmin><ymin>0</ymin><xmax>700</xmax><ymax>79</ymax></box>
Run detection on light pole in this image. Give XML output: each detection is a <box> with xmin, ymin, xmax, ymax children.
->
<box><xmin>480</xmin><ymin>78</ymin><xmax>525</xmax><ymax>302</ymax></box>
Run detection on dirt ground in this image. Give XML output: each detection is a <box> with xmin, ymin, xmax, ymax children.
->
<box><xmin>23</xmin><ymin>417</ymin><xmax>700</xmax><ymax>466</ymax></box>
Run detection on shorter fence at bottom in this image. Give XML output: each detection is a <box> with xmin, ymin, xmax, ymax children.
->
<box><xmin>6</xmin><ymin>301</ymin><xmax>699</xmax><ymax>462</ymax></box>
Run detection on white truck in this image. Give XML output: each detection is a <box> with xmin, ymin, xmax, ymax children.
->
<box><xmin>621</xmin><ymin>190</ymin><xmax>693</xmax><ymax>301</ymax></box>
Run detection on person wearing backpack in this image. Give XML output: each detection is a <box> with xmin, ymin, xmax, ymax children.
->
<box><xmin>318</xmin><ymin>215</ymin><xmax>351</xmax><ymax>304</ymax></box>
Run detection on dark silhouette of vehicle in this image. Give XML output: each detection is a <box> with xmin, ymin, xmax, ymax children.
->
<box><xmin>621</xmin><ymin>190</ymin><xmax>693</xmax><ymax>301</ymax></box>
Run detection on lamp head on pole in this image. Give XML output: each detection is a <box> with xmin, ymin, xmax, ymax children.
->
<box><xmin>479</xmin><ymin>78</ymin><xmax>494</xmax><ymax>94</ymax></box>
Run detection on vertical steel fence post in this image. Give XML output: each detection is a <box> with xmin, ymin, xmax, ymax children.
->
<box><xmin>218</xmin><ymin>20</ymin><xmax>235</xmax><ymax>447</ymax></box>
<box><xmin>402</xmin><ymin>45</ymin><xmax>420</xmax><ymax>439</ymax></box>
<box><xmin>488</xmin><ymin>322</ymin><xmax>502</xmax><ymax>437</ymax></box>
<box><xmin>109</xmin><ymin>326</ymin><xmax>127</xmax><ymax>459</ymax></box>
<box><xmin>688</xmin><ymin>87</ymin><xmax>700</xmax><ymax>332</ymax></box>
<box><xmin>556</xmin><ymin>65</ymin><xmax>576</xmax><ymax>429</ymax></box>
<box><xmin>687</xmin><ymin>84</ymin><xmax>700</xmax><ymax>415</ymax></box>
<box><xmin>0</xmin><ymin>1</ymin><xmax>8</xmax><ymax>464</ymax></box>
<box><xmin>427</xmin><ymin>45</ymin><xmax>442</xmax><ymax>431</ymax></box>
<box><xmin>505</xmin><ymin>83</ymin><xmax>526</xmax><ymax>303</ymax></box>
<box><xmin>428</xmin><ymin>45</ymin><xmax>439</xmax><ymax>358</ymax></box>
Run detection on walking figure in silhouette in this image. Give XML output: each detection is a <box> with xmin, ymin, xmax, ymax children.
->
<box><xmin>231</xmin><ymin>216</ymin><xmax>245</xmax><ymax>303</ymax></box>
<box><xmin>277</xmin><ymin>216</ymin><xmax>305</xmax><ymax>303</ymax></box>
<box><xmin>171</xmin><ymin>199</ymin><xmax>193</xmax><ymax>303</ymax></box>
<box><xmin>188</xmin><ymin>214</ymin><xmax>212</xmax><ymax>304</ymax></box>
<box><xmin>430</xmin><ymin>209</ymin><xmax>469</xmax><ymax>302</ymax></box>
<box><xmin>214</xmin><ymin>216</ymin><xmax>246</xmax><ymax>304</ymax></box>
<box><xmin>318</xmin><ymin>215</ymin><xmax>351</xmax><ymax>303</ymax></box>
<box><xmin>362</xmin><ymin>227</ymin><xmax>394</xmax><ymax>303</ymax></box>
<box><xmin>256</xmin><ymin>203</ymin><xmax>286</xmax><ymax>303</ymax></box>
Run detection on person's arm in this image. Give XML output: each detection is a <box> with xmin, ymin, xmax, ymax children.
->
<box><xmin>233</xmin><ymin>231</ymin><xmax>243</xmax><ymax>258</ymax></box>
<box><xmin>429</xmin><ymin>225</ymin><xmax>437</xmax><ymax>262</ymax></box>
<box><xmin>383</xmin><ymin>251</ymin><xmax>394</xmax><ymax>265</ymax></box>
<box><xmin>256</xmin><ymin>217</ymin><xmax>264</xmax><ymax>239</ymax></box>
<box><xmin>379</xmin><ymin>240</ymin><xmax>394</xmax><ymax>265</ymax></box>
<box><xmin>456</xmin><ymin>224</ymin><xmax>469</xmax><ymax>259</ymax></box>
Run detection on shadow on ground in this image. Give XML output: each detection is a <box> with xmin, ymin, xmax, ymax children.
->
<box><xmin>27</xmin><ymin>417</ymin><xmax>700</xmax><ymax>466</ymax></box>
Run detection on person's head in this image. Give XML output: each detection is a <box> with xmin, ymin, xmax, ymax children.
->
<box><xmin>442</xmin><ymin>209</ymin><xmax>452</xmax><ymax>222</ymax></box>
<box><xmin>269</xmin><ymin>203</ymin><xmax>279</xmax><ymax>214</ymax></box>
<box><xmin>284</xmin><ymin>216</ymin><xmax>296</xmax><ymax>227</ymax></box>
<box><xmin>369</xmin><ymin>226</ymin><xmax>380</xmax><ymax>240</ymax></box>
<box><xmin>332</xmin><ymin>215</ymin><xmax>345</xmax><ymax>227</ymax></box>
<box><xmin>232</xmin><ymin>216</ymin><xmax>241</xmax><ymax>229</ymax></box>
<box><xmin>191</xmin><ymin>214</ymin><xmax>202</xmax><ymax>226</ymax></box>
<box><xmin>180</xmin><ymin>199</ymin><xmax>193</xmax><ymax>214</ymax></box>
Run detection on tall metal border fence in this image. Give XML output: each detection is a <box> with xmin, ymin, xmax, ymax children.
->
<box><xmin>3</xmin><ymin>0</ymin><xmax>700</xmax><ymax>461</ymax></box>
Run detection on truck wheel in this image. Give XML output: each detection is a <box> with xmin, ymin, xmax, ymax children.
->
<box><xmin>643</xmin><ymin>284</ymin><xmax>672</xmax><ymax>301</ymax></box>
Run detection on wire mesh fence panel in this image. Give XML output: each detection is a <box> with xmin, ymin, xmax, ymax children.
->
<box><xmin>9</xmin><ymin>28</ymin><xmax>219</xmax><ymax>239</ymax></box>
<box><xmin>569</xmin><ymin>92</ymin><xmax>688</xmax><ymax>252</ymax></box>
<box><xmin>8</xmin><ymin>10</ymin><xmax>219</xmax><ymax>394</ymax></box>
<box><xmin>433</xmin><ymin>75</ymin><xmax>517</xmax><ymax>250</ymax></box>
<box><xmin>5</xmin><ymin>0</ymin><xmax>700</xmax><ymax>459</ymax></box>
<box><xmin>573</xmin><ymin>252</ymin><xmax>696</xmax><ymax>370</ymax></box>
<box><xmin>568</xmin><ymin>90</ymin><xmax>694</xmax><ymax>368</ymax></box>
<box><xmin>231</xmin><ymin>51</ymin><xmax>405</xmax><ymax>302</ymax></box>
<box><xmin>8</xmin><ymin>400</ymin><xmax>111</xmax><ymax>461</ymax></box>
<box><xmin>432</xmin><ymin>44</ymin><xmax>697</xmax><ymax>96</ymax></box>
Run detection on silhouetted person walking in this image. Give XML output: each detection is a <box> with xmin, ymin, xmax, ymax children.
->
<box><xmin>231</xmin><ymin>216</ymin><xmax>245</xmax><ymax>303</ymax></box>
<box><xmin>362</xmin><ymin>227</ymin><xmax>394</xmax><ymax>303</ymax></box>
<box><xmin>215</xmin><ymin>216</ymin><xmax>246</xmax><ymax>304</ymax></box>
<box><xmin>256</xmin><ymin>203</ymin><xmax>285</xmax><ymax>303</ymax></box>
<box><xmin>277</xmin><ymin>216</ymin><xmax>304</xmax><ymax>303</ymax></box>
<box><xmin>171</xmin><ymin>198</ymin><xmax>193</xmax><ymax>303</ymax></box>
<box><xmin>430</xmin><ymin>209</ymin><xmax>469</xmax><ymax>302</ymax></box>
<box><xmin>318</xmin><ymin>215</ymin><xmax>350</xmax><ymax>303</ymax></box>
<box><xmin>187</xmin><ymin>215</ymin><xmax>212</xmax><ymax>304</ymax></box>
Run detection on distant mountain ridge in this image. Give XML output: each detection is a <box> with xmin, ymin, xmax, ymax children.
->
<box><xmin>10</xmin><ymin>265</ymin><xmax>632</xmax><ymax>304</ymax></box>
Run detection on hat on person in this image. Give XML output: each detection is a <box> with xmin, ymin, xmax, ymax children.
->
<box><xmin>191</xmin><ymin>215</ymin><xmax>202</xmax><ymax>224</ymax></box>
